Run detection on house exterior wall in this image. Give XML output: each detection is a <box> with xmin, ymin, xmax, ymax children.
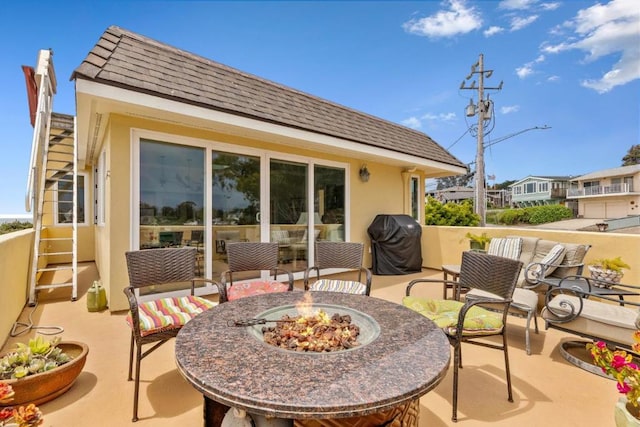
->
<box><xmin>510</xmin><ymin>177</ymin><xmax>568</xmax><ymax>206</ymax></box>
<box><xmin>98</xmin><ymin>114</ymin><xmax>417</xmax><ymax>312</ymax></box>
<box><xmin>571</xmin><ymin>169</ymin><xmax>640</xmax><ymax>219</ymax></box>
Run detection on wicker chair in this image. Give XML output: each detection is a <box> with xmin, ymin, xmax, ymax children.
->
<box><xmin>124</xmin><ymin>247</ymin><xmax>220</xmax><ymax>422</ymax></box>
<box><xmin>303</xmin><ymin>241</ymin><xmax>372</xmax><ymax>295</ymax></box>
<box><xmin>220</xmin><ymin>242</ymin><xmax>294</xmax><ymax>303</ymax></box>
<box><xmin>403</xmin><ymin>251</ymin><xmax>523</xmax><ymax>422</ymax></box>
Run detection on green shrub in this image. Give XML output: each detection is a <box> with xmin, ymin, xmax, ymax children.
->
<box><xmin>424</xmin><ymin>197</ymin><xmax>480</xmax><ymax>226</ymax></box>
<box><xmin>496</xmin><ymin>209</ymin><xmax>525</xmax><ymax>225</ymax></box>
<box><xmin>524</xmin><ymin>205</ymin><xmax>573</xmax><ymax>224</ymax></box>
<box><xmin>0</xmin><ymin>221</ymin><xmax>33</xmax><ymax>235</ymax></box>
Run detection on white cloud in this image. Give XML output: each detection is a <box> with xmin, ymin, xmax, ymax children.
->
<box><xmin>540</xmin><ymin>2</ymin><xmax>560</xmax><ymax>11</ymax></box>
<box><xmin>501</xmin><ymin>105</ymin><xmax>520</xmax><ymax>114</ymax></box>
<box><xmin>547</xmin><ymin>75</ymin><xmax>560</xmax><ymax>82</ymax></box>
<box><xmin>402</xmin><ymin>117</ymin><xmax>422</xmax><ymax>129</ymax></box>
<box><xmin>484</xmin><ymin>26</ymin><xmax>504</xmax><ymax>37</ymax></box>
<box><xmin>516</xmin><ymin>55</ymin><xmax>546</xmax><ymax>78</ymax></box>
<box><xmin>510</xmin><ymin>15</ymin><xmax>538</xmax><ymax>31</ymax></box>
<box><xmin>422</xmin><ymin>112</ymin><xmax>457</xmax><ymax>122</ymax></box>
<box><xmin>498</xmin><ymin>0</ymin><xmax>538</xmax><ymax>10</ymax></box>
<box><xmin>403</xmin><ymin>0</ymin><xmax>482</xmax><ymax>38</ymax></box>
<box><xmin>402</xmin><ymin>112</ymin><xmax>457</xmax><ymax>129</ymax></box>
<box><xmin>542</xmin><ymin>0</ymin><xmax>640</xmax><ymax>93</ymax></box>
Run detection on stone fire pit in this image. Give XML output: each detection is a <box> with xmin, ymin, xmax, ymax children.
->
<box><xmin>176</xmin><ymin>292</ymin><xmax>450</xmax><ymax>426</ymax></box>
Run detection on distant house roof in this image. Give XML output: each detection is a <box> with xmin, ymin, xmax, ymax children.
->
<box><xmin>571</xmin><ymin>164</ymin><xmax>640</xmax><ymax>181</ymax></box>
<box><xmin>434</xmin><ymin>186</ymin><xmax>474</xmax><ymax>201</ymax></box>
<box><xmin>508</xmin><ymin>175</ymin><xmax>572</xmax><ymax>187</ymax></box>
<box><xmin>71</xmin><ymin>25</ymin><xmax>464</xmax><ymax>169</ymax></box>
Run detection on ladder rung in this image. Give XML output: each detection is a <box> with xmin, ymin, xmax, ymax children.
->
<box><xmin>41</xmin><ymin>237</ymin><xmax>74</xmax><ymax>241</ymax></box>
<box><xmin>38</xmin><ymin>266</ymin><xmax>74</xmax><ymax>272</ymax></box>
<box><xmin>40</xmin><ymin>251</ymin><xmax>73</xmax><ymax>256</ymax></box>
<box><xmin>35</xmin><ymin>283</ymin><xmax>73</xmax><ymax>290</ymax></box>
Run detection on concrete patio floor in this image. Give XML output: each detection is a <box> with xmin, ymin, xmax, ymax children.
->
<box><xmin>1</xmin><ymin>262</ymin><xmax>618</xmax><ymax>426</ymax></box>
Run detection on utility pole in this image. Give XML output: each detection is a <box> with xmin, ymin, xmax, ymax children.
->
<box><xmin>461</xmin><ymin>54</ymin><xmax>502</xmax><ymax>226</ymax></box>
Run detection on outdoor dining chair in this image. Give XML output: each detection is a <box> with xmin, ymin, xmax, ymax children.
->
<box><xmin>303</xmin><ymin>241</ymin><xmax>372</xmax><ymax>295</ymax></box>
<box><xmin>124</xmin><ymin>247</ymin><xmax>219</xmax><ymax>422</ymax></box>
<box><xmin>403</xmin><ymin>251</ymin><xmax>523</xmax><ymax>422</ymax></box>
<box><xmin>220</xmin><ymin>242</ymin><xmax>294</xmax><ymax>303</ymax></box>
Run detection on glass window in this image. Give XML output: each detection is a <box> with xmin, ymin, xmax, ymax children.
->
<box><xmin>525</xmin><ymin>183</ymin><xmax>536</xmax><ymax>193</ymax></box>
<box><xmin>539</xmin><ymin>182</ymin><xmax>548</xmax><ymax>192</ymax></box>
<box><xmin>410</xmin><ymin>176</ymin><xmax>420</xmax><ymax>221</ymax></box>
<box><xmin>96</xmin><ymin>150</ymin><xmax>106</xmax><ymax>225</ymax></box>
<box><xmin>315</xmin><ymin>165</ymin><xmax>345</xmax><ymax>242</ymax></box>
<box><xmin>138</xmin><ymin>140</ymin><xmax>205</xmax><ymax>266</ymax></box>
<box><xmin>56</xmin><ymin>173</ymin><xmax>86</xmax><ymax>225</ymax></box>
<box><xmin>270</xmin><ymin>159</ymin><xmax>308</xmax><ymax>273</ymax></box>
<box><xmin>212</xmin><ymin>151</ymin><xmax>261</xmax><ymax>277</ymax></box>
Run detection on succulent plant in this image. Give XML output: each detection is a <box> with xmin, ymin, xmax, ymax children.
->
<box><xmin>0</xmin><ymin>337</ymin><xmax>71</xmax><ymax>380</ymax></box>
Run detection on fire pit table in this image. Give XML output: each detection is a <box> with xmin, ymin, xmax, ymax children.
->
<box><xmin>175</xmin><ymin>292</ymin><xmax>450</xmax><ymax>427</ymax></box>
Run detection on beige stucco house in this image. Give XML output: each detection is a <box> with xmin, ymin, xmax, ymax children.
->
<box><xmin>26</xmin><ymin>25</ymin><xmax>466</xmax><ymax>312</ymax></box>
<box><xmin>567</xmin><ymin>164</ymin><xmax>640</xmax><ymax>219</ymax></box>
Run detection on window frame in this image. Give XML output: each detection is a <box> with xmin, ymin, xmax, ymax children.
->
<box><xmin>54</xmin><ymin>171</ymin><xmax>89</xmax><ymax>227</ymax></box>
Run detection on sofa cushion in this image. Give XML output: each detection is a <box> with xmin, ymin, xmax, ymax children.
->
<box><xmin>552</xmin><ymin>243</ymin><xmax>589</xmax><ymax>278</ymax></box>
<box><xmin>487</xmin><ymin>237</ymin><xmax>522</xmax><ymax>260</ymax></box>
<box><xmin>508</xmin><ymin>236</ymin><xmax>539</xmax><ymax>266</ymax></box>
<box><xmin>543</xmin><ymin>295</ymin><xmax>636</xmax><ymax>347</ymax></box>
<box><xmin>528</xmin><ymin>244</ymin><xmax>566</xmax><ymax>279</ymax></box>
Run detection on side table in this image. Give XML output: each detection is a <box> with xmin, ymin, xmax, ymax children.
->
<box><xmin>441</xmin><ymin>264</ymin><xmax>461</xmax><ymax>300</ymax></box>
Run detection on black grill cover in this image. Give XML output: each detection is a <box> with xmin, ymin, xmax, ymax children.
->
<box><xmin>367</xmin><ymin>214</ymin><xmax>422</xmax><ymax>275</ymax></box>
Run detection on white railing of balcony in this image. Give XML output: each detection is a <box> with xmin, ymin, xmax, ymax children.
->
<box><xmin>567</xmin><ymin>183</ymin><xmax>632</xmax><ymax>197</ymax></box>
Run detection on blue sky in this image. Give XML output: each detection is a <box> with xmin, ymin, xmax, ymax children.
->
<box><xmin>1</xmin><ymin>0</ymin><xmax>638</xmax><ymax>214</ymax></box>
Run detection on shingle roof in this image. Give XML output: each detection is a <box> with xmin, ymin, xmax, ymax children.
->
<box><xmin>571</xmin><ymin>164</ymin><xmax>640</xmax><ymax>181</ymax></box>
<box><xmin>71</xmin><ymin>26</ymin><xmax>464</xmax><ymax>169</ymax></box>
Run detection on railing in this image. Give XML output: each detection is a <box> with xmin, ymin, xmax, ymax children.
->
<box><xmin>567</xmin><ymin>183</ymin><xmax>633</xmax><ymax>198</ymax></box>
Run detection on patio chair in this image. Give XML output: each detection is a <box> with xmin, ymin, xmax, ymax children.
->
<box><xmin>403</xmin><ymin>251</ymin><xmax>523</xmax><ymax>422</ymax></box>
<box><xmin>303</xmin><ymin>241</ymin><xmax>372</xmax><ymax>295</ymax></box>
<box><xmin>124</xmin><ymin>247</ymin><xmax>220</xmax><ymax>422</ymax></box>
<box><xmin>220</xmin><ymin>242</ymin><xmax>294</xmax><ymax>303</ymax></box>
<box><xmin>467</xmin><ymin>237</ymin><xmax>540</xmax><ymax>355</ymax></box>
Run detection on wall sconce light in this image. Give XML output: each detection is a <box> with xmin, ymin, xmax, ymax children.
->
<box><xmin>359</xmin><ymin>165</ymin><xmax>370</xmax><ymax>182</ymax></box>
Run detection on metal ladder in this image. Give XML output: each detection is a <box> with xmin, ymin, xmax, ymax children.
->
<box><xmin>26</xmin><ymin>50</ymin><xmax>77</xmax><ymax>305</ymax></box>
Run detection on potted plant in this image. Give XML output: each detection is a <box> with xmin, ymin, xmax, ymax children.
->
<box><xmin>463</xmin><ymin>232</ymin><xmax>492</xmax><ymax>251</ymax></box>
<box><xmin>588</xmin><ymin>332</ymin><xmax>640</xmax><ymax>426</ymax></box>
<box><xmin>588</xmin><ymin>256</ymin><xmax>631</xmax><ymax>288</ymax></box>
<box><xmin>0</xmin><ymin>337</ymin><xmax>88</xmax><ymax>407</ymax></box>
<box><xmin>0</xmin><ymin>382</ymin><xmax>43</xmax><ymax>426</ymax></box>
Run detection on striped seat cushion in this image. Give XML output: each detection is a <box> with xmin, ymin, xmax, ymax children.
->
<box><xmin>403</xmin><ymin>296</ymin><xmax>503</xmax><ymax>336</ymax></box>
<box><xmin>126</xmin><ymin>295</ymin><xmax>216</xmax><ymax>337</ymax></box>
<box><xmin>487</xmin><ymin>237</ymin><xmax>522</xmax><ymax>260</ymax></box>
<box><xmin>228</xmin><ymin>280</ymin><xmax>290</xmax><ymax>301</ymax></box>
<box><xmin>530</xmin><ymin>244</ymin><xmax>566</xmax><ymax>277</ymax></box>
<box><xmin>309</xmin><ymin>279</ymin><xmax>367</xmax><ymax>295</ymax></box>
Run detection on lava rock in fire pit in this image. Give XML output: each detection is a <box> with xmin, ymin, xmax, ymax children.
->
<box><xmin>262</xmin><ymin>310</ymin><xmax>361</xmax><ymax>352</ymax></box>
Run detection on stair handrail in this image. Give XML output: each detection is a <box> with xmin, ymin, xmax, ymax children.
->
<box><xmin>24</xmin><ymin>53</ymin><xmax>54</xmax><ymax>216</ymax></box>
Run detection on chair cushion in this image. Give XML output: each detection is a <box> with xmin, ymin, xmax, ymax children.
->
<box><xmin>552</xmin><ymin>243</ymin><xmax>589</xmax><ymax>278</ymax></box>
<box><xmin>487</xmin><ymin>237</ymin><xmax>522</xmax><ymax>260</ymax></box>
<box><xmin>529</xmin><ymin>244</ymin><xmax>566</xmax><ymax>277</ymax></box>
<box><xmin>126</xmin><ymin>295</ymin><xmax>216</xmax><ymax>337</ymax></box>
<box><xmin>403</xmin><ymin>296</ymin><xmax>503</xmax><ymax>336</ymax></box>
<box><xmin>310</xmin><ymin>279</ymin><xmax>366</xmax><ymax>295</ymax></box>
<box><xmin>271</xmin><ymin>230</ymin><xmax>291</xmax><ymax>244</ymax></box>
<box><xmin>228</xmin><ymin>280</ymin><xmax>290</xmax><ymax>301</ymax></box>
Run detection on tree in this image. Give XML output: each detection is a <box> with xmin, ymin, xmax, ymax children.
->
<box><xmin>490</xmin><ymin>180</ymin><xmax>516</xmax><ymax>190</ymax></box>
<box><xmin>622</xmin><ymin>144</ymin><xmax>640</xmax><ymax>166</ymax></box>
<box><xmin>436</xmin><ymin>173</ymin><xmax>473</xmax><ymax>190</ymax></box>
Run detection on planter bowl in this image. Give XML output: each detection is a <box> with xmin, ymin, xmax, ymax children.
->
<box><xmin>589</xmin><ymin>265</ymin><xmax>624</xmax><ymax>288</ymax></box>
<box><xmin>0</xmin><ymin>341</ymin><xmax>88</xmax><ymax>406</ymax></box>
